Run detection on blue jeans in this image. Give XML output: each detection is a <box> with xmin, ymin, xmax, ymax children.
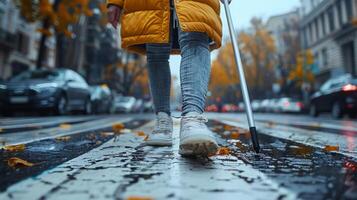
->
<box><xmin>146</xmin><ymin>29</ymin><xmax>211</xmax><ymax>116</ymax></box>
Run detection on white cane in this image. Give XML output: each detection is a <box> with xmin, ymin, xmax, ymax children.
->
<box><xmin>222</xmin><ymin>0</ymin><xmax>260</xmax><ymax>153</ymax></box>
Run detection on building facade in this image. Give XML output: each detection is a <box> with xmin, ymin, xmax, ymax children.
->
<box><xmin>300</xmin><ymin>0</ymin><xmax>357</xmax><ymax>85</ymax></box>
<box><xmin>0</xmin><ymin>0</ymin><xmax>56</xmax><ymax>80</ymax></box>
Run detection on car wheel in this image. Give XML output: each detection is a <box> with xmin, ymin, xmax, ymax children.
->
<box><xmin>332</xmin><ymin>102</ymin><xmax>343</xmax><ymax>119</ymax></box>
<box><xmin>56</xmin><ymin>96</ymin><xmax>68</xmax><ymax>115</ymax></box>
<box><xmin>309</xmin><ymin>104</ymin><xmax>319</xmax><ymax>117</ymax></box>
<box><xmin>84</xmin><ymin>99</ymin><xmax>92</xmax><ymax>115</ymax></box>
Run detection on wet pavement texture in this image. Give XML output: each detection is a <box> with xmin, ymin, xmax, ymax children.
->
<box><xmin>209</xmin><ymin>120</ymin><xmax>357</xmax><ymax>200</ymax></box>
<box><xmin>0</xmin><ymin>113</ymin><xmax>357</xmax><ymax>200</ymax></box>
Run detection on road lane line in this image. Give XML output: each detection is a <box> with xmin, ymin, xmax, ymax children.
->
<box><xmin>0</xmin><ymin>119</ymin><xmax>296</xmax><ymax>200</ymax></box>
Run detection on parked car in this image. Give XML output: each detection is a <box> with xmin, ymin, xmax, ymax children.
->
<box><xmin>143</xmin><ymin>100</ymin><xmax>154</xmax><ymax>113</ymax></box>
<box><xmin>0</xmin><ymin>69</ymin><xmax>91</xmax><ymax>115</ymax></box>
<box><xmin>260</xmin><ymin>99</ymin><xmax>270</xmax><ymax>112</ymax></box>
<box><xmin>90</xmin><ymin>85</ymin><xmax>113</xmax><ymax>114</ymax></box>
<box><xmin>251</xmin><ymin>100</ymin><xmax>262</xmax><ymax>112</ymax></box>
<box><xmin>222</xmin><ymin>104</ymin><xmax>239</xmax><ymax>112</ymax></box>
<box><xmin>277</xmin><ymin>98</ymin><xmax>304</xmax><ymax>113</ymax></box>
<box><xmin>113</xmin><ymin>96</ymin><xmax>136</xmax><ymax>113</ymax></box>
<box><xmin>206</xmin><ymin>104</ymin><xmax>218</xmax><ymax>112</ymax></box>
<box><xmin>132</xmin><ymin>99</ymin><xmax>144</xmax><ymax>113</ymax></box>
<box><xmin>310</xmin><ymin>74</ymin><xmax>357</xmax><ymax>119</ymax></box>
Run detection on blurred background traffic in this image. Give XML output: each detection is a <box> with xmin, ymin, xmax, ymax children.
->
<box><xmin>0</xmin><ymin>0</ymin><xmax>356</xmax><ymax>119</ymax></box>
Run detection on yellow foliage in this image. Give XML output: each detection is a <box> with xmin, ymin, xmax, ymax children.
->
<box><xmin>8</xmin><ymin>157</ymin><xmax>34</xmax><ymax>168</ymax></box>
<box><xmin>18</xmin><ymin>0</ymin><xmax>100</xmax><ymax>36</ymax></box>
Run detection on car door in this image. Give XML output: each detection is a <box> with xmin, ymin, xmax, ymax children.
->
<box><xmin>315</xmin><ymin>80</ymin><xmax>332</xmax><ymax>112</ymax></box>
<box><xmin>72</xmin><ymin>72</ymin><xmax>89</xmax><ymax>108</ymax></box>
<box><xmin>63</xmin><ymin>70</ymin><xmax>78</xmax><ymax>109</ymax></box>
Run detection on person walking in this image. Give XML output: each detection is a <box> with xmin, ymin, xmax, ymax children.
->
<box><xmin>107</xmin><ymin>0</ymin><xmax>229</xmax><ymax>156</ymax></box>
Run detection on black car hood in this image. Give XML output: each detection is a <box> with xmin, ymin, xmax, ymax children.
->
<box><xmin>4</xmin><ymin>80</ymin><xmax>63</xmax><ymax>89</ymax></box>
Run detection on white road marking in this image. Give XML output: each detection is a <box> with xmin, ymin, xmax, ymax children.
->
<box><xmin>0</xmin><ymin>119</ymin><xmax>296</xmax><ymax>200</ymax></box>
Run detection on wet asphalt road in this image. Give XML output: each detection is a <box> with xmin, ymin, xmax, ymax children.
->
<box><xmin>0</xmin><ymin>113</ymin><xmax>356</xmax><ymax>200</ymax></box>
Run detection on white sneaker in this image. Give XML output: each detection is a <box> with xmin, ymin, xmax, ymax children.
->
<box><xmin>145</xmin><ymin>112</ymin><xmax>173</xmax><ymax>146</ymax></box>
<box><xmin>179</xmin><ymin>112</ymin><xmax>218</xmax><ymax>156</ymax></box>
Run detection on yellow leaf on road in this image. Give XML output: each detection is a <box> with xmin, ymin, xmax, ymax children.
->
<box><xmin>59</xmin><ymin>124</ymin><xmax>71</xmax><ymax>129</ymax></box>
<box><xmin>7</xmin><ymin>157</ymin><xmax>34</xmax><ymax>168</ymax></box>
<box><xmin>112</xmin><ymin>123</ymin><xmax>125</xmax><ymax>133</ymax></box>
<box><xmin>55</xmin><ymin>136</ymin><xmax>71</xmax><ymax>142</ymax></box>
<box><xmin>230</xmin><ymin>131</ymin><xmax>240</xmax><ymax>139</ymax></box>
<box><xmin>324</xmin><ymin>145</ymin><xmax>339</xmax><ymax>152</ymax></box>
<box><xmin>217</xmin><ymin>147</ymin><xmax>231</xmax><ymax>155</ymax></box>
<box><xmin>144</xmin><ymin>135</ymin><xmax>149</xmax><ymax>141</ymax></box>
<box><xmin>136</xmin><ymin>131</ymin><xmax>146</xmax><ymax>137</ymax></box>
<box><xmin>3</xmin><ymin>144</ymin><xmax>26</xmax><ymax>152</ymax></box>
<box><xmin>101</xmin><ymin>132</ymin><xmax>115</xmax><ymax>137</ymax></box>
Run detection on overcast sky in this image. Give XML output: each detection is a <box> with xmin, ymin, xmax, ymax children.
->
<box><xmin>169</xmin><ymin>0</ymin><xmax>301</xmax><ymax>82</ymax></box>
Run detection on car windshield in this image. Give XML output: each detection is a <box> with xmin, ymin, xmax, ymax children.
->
<box><xmin>10</xmin><ymin>70</ymin><xmax>62</xmax><ymax>82</ymax></box>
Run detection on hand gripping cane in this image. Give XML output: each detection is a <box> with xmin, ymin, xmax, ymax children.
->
<box><xmin>222</xmin><ymin>0</ymin><xmax>260</xmax><ymax>153</ymax></box>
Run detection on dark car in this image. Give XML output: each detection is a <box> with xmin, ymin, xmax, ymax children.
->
<box><xmin>90</xmin><ymin>85</ymin><xmax>113</xmax><ymax>114</ymax></box>
<box><xmin>310</xmin><ymin>74</ymin><xmax>357</xmax><ymax>119</ymax></box>
<box><xmin>0</xmin><ymin>69</ymin><xmax>91</xmax><ymax>115</ymax></box>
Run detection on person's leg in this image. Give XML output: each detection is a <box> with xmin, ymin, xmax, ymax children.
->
<box><xmin>178</xmin><ymin>31</ymin><xmax>218</xmax><ymax>156</ymax></box>
<box><xmin>179</xmin><ymin>31</ymin><xmax>211</xmax><ymax>116</ymax></box>
<box><xmin>145</xmin><ymin>43</ymin><xmax>173</xmax><ymax>146</ymax></box>
<box><xmin>146</xmin><ymin>43</ymin><xmax>172</xmax><ymax>115</ymax></box>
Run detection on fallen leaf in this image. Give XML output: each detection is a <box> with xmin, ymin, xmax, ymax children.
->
<box><xmin>217</xmin><ymin>147</ymin><xmax>230</xmax><ymax>155</ymax></box>
<box><xmin>55</xmin><ymin>136</ymin><xmax>71</xmax><ymax>142</ymax></box>
<box><xmin>231</xmin><ymin>131</ymin><xmax>240</xmax><ymax>139</ymax></box>
<box><xmin>136</xmin><ymin>131</ymin><xmax>146</xmax><ymax>137</ymax></box>
<box><xmin>3</xmin><ymin>144</ymin><xmax>26</xmax><ymax>152</ymax></box>
<box><xmin>112</xmin><ymin>123</ymin><xmax>125</xmax><ymax>133</ymax></box>
<box><xmin>289</xmin><ymin>145</ymin><xmax>313</xmax><ymax>156</ymax></box>
<box><xmin>126</xmin><ymin>196</ymin><xmax>153</xmax><ymax>200</ymax></box>
<box><xmin>0</xmin><ymin>128</ymin><xmax>3</xmax><ymax>132</ymax></box>
<box><xmin>101</xmin><ymin>132</ymin><xmax>114</xmax><ymax>137</ymax></box>
<box><xmin>96</xmin><ymin>141</ymin><xmax>102</xmax><ymax>145</ymax></box>
<box><xmin>143</xmin><ymin>135</ymin><xmax>149</xmax><ymax>141</ymax></box>
<box><xmin>267</xmin><ymin>121</ymin><xmax>275</xmax><ymax>127</ymax></box>
<box><xmin>223</xmin><ymin>125</ymin><xmax>233</xmax><ymax>131</ymax></box>
<box><xmin>59</xmin><ymin>124</ymin><xmax>71</xmax><ymax>129</ymax></box>
<box><xmin>7</xmin><ymin>157</ymin><xmax>34</xmax><ymax>168</ymax></box>
<box><xmin>324</xmin><ymin>145</ymin><xmax>339</xmax><ymax>152</ymax></box>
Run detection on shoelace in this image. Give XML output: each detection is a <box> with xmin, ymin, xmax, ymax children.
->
<box><xmin>152</xmin><ymin>116</ymin><xmax>172</xmax><ymax>134</ymax></box>
<box><xmin>181</xmin><ymin>115</ymin><xmax>208</xmax><ymax>130</ymax></box>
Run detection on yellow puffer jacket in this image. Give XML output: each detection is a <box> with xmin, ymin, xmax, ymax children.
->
<box><xmin>107</xmin><ymin>0</ymin><xmax>222</xmax><ymax>54</ymax></box>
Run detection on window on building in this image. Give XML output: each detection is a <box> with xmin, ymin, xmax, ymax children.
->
<box><xmin>315</xmin><ymin>19</ymin><xmax>320</xmax><ymax>40</ymax></box>
<box><xmin>345</xmin><ymin>0</ymin><xmax>353</xmax><ymax>21</ymax></box>
<box><xmin>309</xmin><ymin>23</ymin><xmax>314</xmax><ymax>43</ymax></box>
<box><xmin>322</xmin><ymin>48</ymin><xmax>328</xmax><ymax>67</ymax></box>
<box><xmin>327</xmin><ymin>6</ymin><xmax>335</xmax><ymax>32</ymax></box>
<box><xmin>321</xmin><ymin>15</ymin><xmax>326</xmax><ymax>36</ymax></box>
<box><xmin>16</xmin><ymin>32</ymin><xmax>29</xmax><ymax>55</ymax></box>
<box><xmin>337</xmin><ymin>0</ymin><xmax>344</xmax><ymax>26</ymax></box>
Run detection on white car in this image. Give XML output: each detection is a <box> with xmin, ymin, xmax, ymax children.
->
<box><xmin>113</xmin><ymin>96</ymin><xmax>136</xmax><ymax>113</ymax></box>
<box><xmin>277</xmin><ymin>98</ymin><xmax>304</xmax><ymax>113</ymax></box>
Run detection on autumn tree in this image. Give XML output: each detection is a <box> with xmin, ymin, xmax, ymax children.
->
<box><xmin>288</xmin><ymin>49</ymin><xmax>315</xmax><ymax>91</ymax></box>
<box><xmin>16</xmin><ymin>0</ymin><xmax>94</xmax><ymax>68</ymax></box>
<box><xmin>210</xmin><ymin>18</ymin><xmax>276</xmax><ymax>102</ymax></box>
<box><xmin>105</xmin><ymin>53</ymin><xmax>147</xmax><ymax>96</ymax></box>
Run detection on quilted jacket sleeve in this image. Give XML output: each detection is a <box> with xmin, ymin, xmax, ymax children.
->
<box><xmin>107</xmin><ymin>0</ymin><xmax>124</xmax><ymax>8</ymax></box>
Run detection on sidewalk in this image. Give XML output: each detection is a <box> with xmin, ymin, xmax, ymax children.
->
<box><xmin>1</xmin><ymin>118</ymin><xmax>294</xmax><ymax>200</ymax></box>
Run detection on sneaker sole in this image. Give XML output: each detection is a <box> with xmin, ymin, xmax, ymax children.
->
<box><xmin>145</xmin><ymin>139</ymin><xmax>173</xmax><ymax>146</ymax></box>
<box><xmin>179</xmin><ymin>141</ymin><xmax>218</xmax><ymax>156</ymax></box>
